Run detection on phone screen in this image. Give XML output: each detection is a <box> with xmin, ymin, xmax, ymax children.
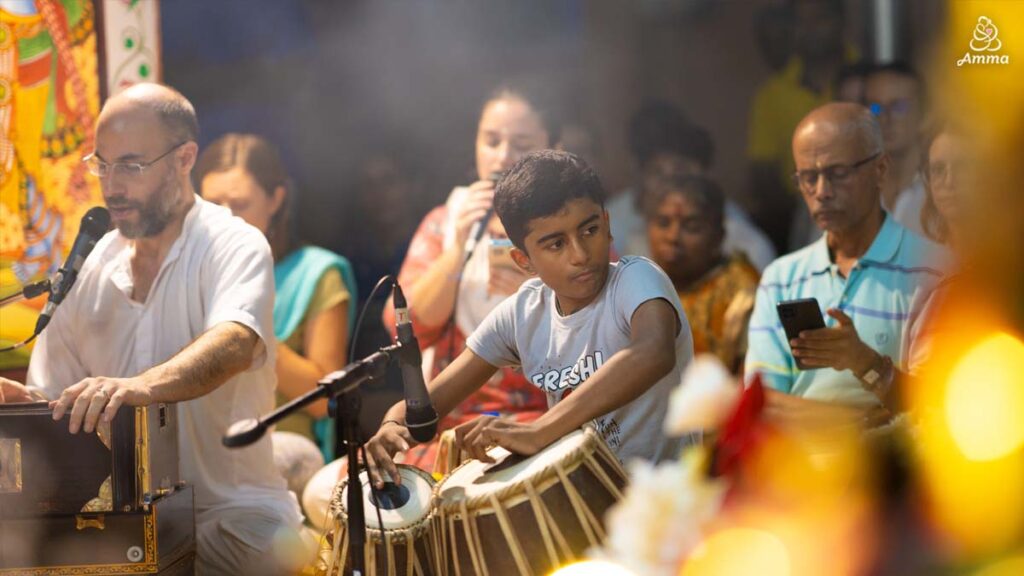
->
<box><xmin>776</xmin><ymin>298</ymin><xmax>826</xmax><ymax>370</ymax></box>
<box><xmin>489</xmin><ymin>237</ymin><xmax>516</xmax><ymax>270</ymax></box>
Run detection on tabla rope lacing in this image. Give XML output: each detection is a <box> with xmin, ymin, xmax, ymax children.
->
<box><xmin>489</xmin><ymin>492</ymin><xmax>534</xmax><ymax>576</ymax></box>
<box><xmin>555</xmin><ymin>463</ymin><xmax>602</xmax><ymax>546</ymax></box>
<box><xmin>462</xmin><ymin>500</ymin><xmax>487</xmax><ymax>576</ymax></box>
<box><xmin>584</xmin><ymin>454</ymin><xmax>626</xmax><ymax>500</ymax></box>
<box><xmin>448</xmin><ymin>514</ymin><xmax>462</xmax><ymax>576</ymax></box>
<box><xmin>524</xmin><ymin>478</ymin><xmax>561</xmax><ymax>567</ymax></box>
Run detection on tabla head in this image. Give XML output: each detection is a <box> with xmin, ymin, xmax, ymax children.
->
<box><xmin>337</xmin><ymin>465</ymin><xmax>435</xmax><ymax>531</ymax></box>
<box><xmin>437</xmin><ymin>428</ymin><xmax>593</xmax><ymax>504</ymax></box>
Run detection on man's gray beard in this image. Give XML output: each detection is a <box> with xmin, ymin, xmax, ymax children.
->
<box><xmin>117</xmin><ymin>176</ymin><xmax>181</xmax><ymax>239</ymax></box>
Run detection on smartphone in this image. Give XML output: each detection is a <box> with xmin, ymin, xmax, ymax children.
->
<box><xmin>489</xmin><ymin>236</ymin><xmax>517</xmax><ymax>270</ymax></box>
<box><xmin>776</xmin><ymin>298</ymin><xmax>826</xmax><ymax>370</ymax></box>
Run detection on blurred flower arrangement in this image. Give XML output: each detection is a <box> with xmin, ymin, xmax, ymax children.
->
<box><xmin>592</xmin><ymin>356</ymin><xmax>880</xmax><ymax>576</ymax></box>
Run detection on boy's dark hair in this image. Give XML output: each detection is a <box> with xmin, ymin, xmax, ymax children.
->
<box><xmin>627</xmin><ymin>100</ymin><xmax>714</xmax><ymax>170</ymax></box>
<box><xmin>494</xmin><ymin>150</ymin><xmax>606</xmax><ymax>251</ymax></box>
<box><xmin>642</xmin><ymin>174</ymin><xmax>726</xmax><ymax>233</ymax></box>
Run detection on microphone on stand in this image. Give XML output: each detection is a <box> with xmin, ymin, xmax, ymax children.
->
<box><xmin>35</xmin><ymin>206</ymin><xmax>111</xmax><ymax>334</ymax></box>
<box><xmin>392</xmin><ymin>282</ymin><xmax>438</xmax><ymax>443</ymax></box>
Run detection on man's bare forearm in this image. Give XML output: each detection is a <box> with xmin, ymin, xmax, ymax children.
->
<box><xmin>143</xmin><ymin>322</ymin><xmax>263</xmax><ymax>403</ymax></box>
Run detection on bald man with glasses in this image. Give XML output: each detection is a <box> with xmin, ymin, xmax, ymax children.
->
<box><xmin>744</xmin><ymin>103</ymin><xmax>948</xmax><ymax>425</ymax></box>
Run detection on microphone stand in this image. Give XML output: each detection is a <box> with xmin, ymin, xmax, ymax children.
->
<box><xmin>222</xmin><ymin>343</ymin><xmax>402</xmax><ymax>575</ymax></box>
<box><xmin>0</xmin><ymin>279</ymin><xmax>51</xmax><ymax>308</ymax></box>
<box><xmin>0</xmin><ymin>280</ymin><xmax>51</xmax><ymax>352</ymax></box>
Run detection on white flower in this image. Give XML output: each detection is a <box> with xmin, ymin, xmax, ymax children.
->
<box><xmin>664</xmin><ymin>354</ymin><xmax>741</xmax><ymax>436</ymax></box>
<box><xmin>595</xmin><ymin>451</ymin><xmax>727</xmax><ymax>576</ymax></box>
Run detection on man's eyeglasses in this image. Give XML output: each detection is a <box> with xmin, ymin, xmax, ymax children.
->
<box><xmin>83</xmin><ymin>142</ymin><xmax>187</xmax><ymax>178</ymax></box>
<box><xmin>868</xmin><ymin>99</ymin><xmax>913</xmax><ymax>118</ymax></box>
<box><xmin>792</xmin><ymin>152</ymin><xmax>881</xmax><ymax>191</ymax></box>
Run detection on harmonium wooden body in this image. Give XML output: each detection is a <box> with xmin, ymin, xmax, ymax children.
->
<box><xmin>0</xmin><ymin>401</ymin><xmax>196</xmax><ymax>574</ymax></box>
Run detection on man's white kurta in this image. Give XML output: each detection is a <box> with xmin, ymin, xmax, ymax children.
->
<box><xmin>27</xmin><ymin>197</ymin><xmax>300</xmax><ymax>528</ymax></box>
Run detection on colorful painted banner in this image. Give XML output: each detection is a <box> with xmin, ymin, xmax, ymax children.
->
<box><xmin>0</xmin><ymin>0</ymin><xmax>160</xmax><ymax>367</ymax></box>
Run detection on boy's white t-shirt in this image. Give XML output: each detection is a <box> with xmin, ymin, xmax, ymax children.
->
<box><xmin>466</xmin><ymin>256</ymin><xmax>693</xmax><ymax>463</ymax></box>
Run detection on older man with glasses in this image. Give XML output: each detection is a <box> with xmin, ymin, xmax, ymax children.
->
<box><xmin>744</xmin><ymin>102</ymin><xmax>948</xmax><ymax>424</ymax></box>
<box><xmin>0</xmin><ymin>83</ymin><xmax>305</xmax><ymax>574</ymax></box>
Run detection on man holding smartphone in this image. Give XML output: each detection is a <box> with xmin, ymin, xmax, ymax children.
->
<box><xmin>744</xmin><ymin>103</ymin><xmax>947</xmax><ymax>414</ymax></box>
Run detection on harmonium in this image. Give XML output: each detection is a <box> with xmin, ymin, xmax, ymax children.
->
<box><xmin>0</xmin><ymin>401</ymin><xmax>195</xmax><ymax>574</ymax></box>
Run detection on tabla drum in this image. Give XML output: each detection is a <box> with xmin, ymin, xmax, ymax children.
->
<box><xmin>432</xmin><ymin>427</ymin><xmax>627</xmax><ymax>576</ymax></box>
<box><xmin>325</xmin><ymin>464</ymin><xmax>438</xmax><ymax>576</ymax></box>
<box><xmin>303</xmin><ymin>456</ymin><xmax>349</xmax><ymax>532</ymax></box>
<box><xmin>433</xmin><ymin>429</ymin><xmax>468</xmax><ymax>479</ymax></box>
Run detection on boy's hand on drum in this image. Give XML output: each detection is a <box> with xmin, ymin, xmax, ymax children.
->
<box><xmin>366</xmin><ymin>421</ymin><xmax>416</xmax><ymax>489</ymax></box>
<box><xmin>480</xmin><ymin>420</ymin><xmax>550</xmax><ymax>456</ymax></box>
<box><xmin>453</xmin><ymin>415</ymin><xmax>499</xmax><ymax>463</ymax></box>
<box><xmin>455</xmin><ymin>417</ymin><xmax>551</xmax><ymax>462</ymax></box>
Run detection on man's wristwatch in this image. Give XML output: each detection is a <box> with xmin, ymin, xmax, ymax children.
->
<box><xmin>858</xmin><ymin>353</ymin><xmax>894</xmax><ymax>397</ymax></box>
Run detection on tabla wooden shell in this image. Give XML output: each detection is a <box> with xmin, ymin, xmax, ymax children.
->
<box><xmin>432</xmin><ymin>428</ymin><xmax>627</xmax><ymax>576</ymax></box>
<box><xmin>325</xmin><ymin>464</ymin><xmax>438</xmax><ymax>576</ymax></box>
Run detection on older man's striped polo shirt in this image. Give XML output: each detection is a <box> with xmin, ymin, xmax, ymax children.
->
<box><xmin>744</xmin><ymin>215</ymin><xmax>947</xmax><ymax>407</ymax></box>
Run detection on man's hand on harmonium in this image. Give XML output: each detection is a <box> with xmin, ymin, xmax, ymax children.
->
<box><xmin>50</xmin><ymin>376</ymin><xmax>154</xmax><ymax>434</ymax></box>
<box><xmin>0</xmin><ymin>377</ymin><xmax>34</xmax><ymax>403</ymax></box>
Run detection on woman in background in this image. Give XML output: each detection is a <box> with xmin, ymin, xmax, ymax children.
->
<box><xmin>197</xmin><ymin>134</ymin><xmax>357</xmax><ymax>487</ymax></box>
<box><xmin>920</xmin><ymin>121</ymin><xmax>973</xmax><ymax>257</ymax></box>
<box><xmin>645</xmin><ymin>174</ymin><xmax>759</xmax><ymax>374</ymax></box>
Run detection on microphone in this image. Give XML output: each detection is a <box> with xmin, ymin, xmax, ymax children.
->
<box><xmin>35</xmin><ymin>206</ymin><xmax>111</xmax><ymax>334</ymax></box>
<box><xmin>463</xmin><ymin>208</ymin><xmax>493</xmax><ymax>260</ymax></box>
<box><xmin>462</xmin><ymin>171</ymin><xmax>504</xmax><ymax>261</ymax></box>
<box><xmin>222</xmin><ymin>418</ymin><xmax>268</xmax><ymax>448</ymax></box>
<box><xmin>392</xmin><ymin>282</ymin><xmax>438</xmax><ymax>442</ymax></box>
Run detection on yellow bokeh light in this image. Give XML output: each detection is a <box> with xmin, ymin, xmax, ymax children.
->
<box><xmin>914</xmin><ymin>327</ymin><xmax>1024</xmax><ymax>557</ymax></box>
<box><xmin>972</xmin><ymin>554</ymin><xmax>1024</xmax><ymax>576</ymax></box>
<box><xmin>680</xmin><ymin>528</ymin><xmax>790</xmax><ymax>576</ymax></box>
<box><xmin>548</xmin><ymin>560</ymin><xmax>637</xmax><ymax>576</ymax></box>
<box><xmin>945</xmin><ymin>333</ymin><xmax>1024</xmax><ymax>461</ymax></box>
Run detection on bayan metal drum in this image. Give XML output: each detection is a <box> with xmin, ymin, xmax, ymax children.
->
<box><xmin>325</xmin><ymin>464</ymin><xmax>438</xmax><ymax>576</ymax></box>
<box><xmin>303</xmin><ymin>456</ymin><xmax>348</xmax><ymax>531</ymax></box>
<box><xmin>433</xmin><ymin>427</ymin><xmax>627</xmax><ymax>576</ymax></box>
